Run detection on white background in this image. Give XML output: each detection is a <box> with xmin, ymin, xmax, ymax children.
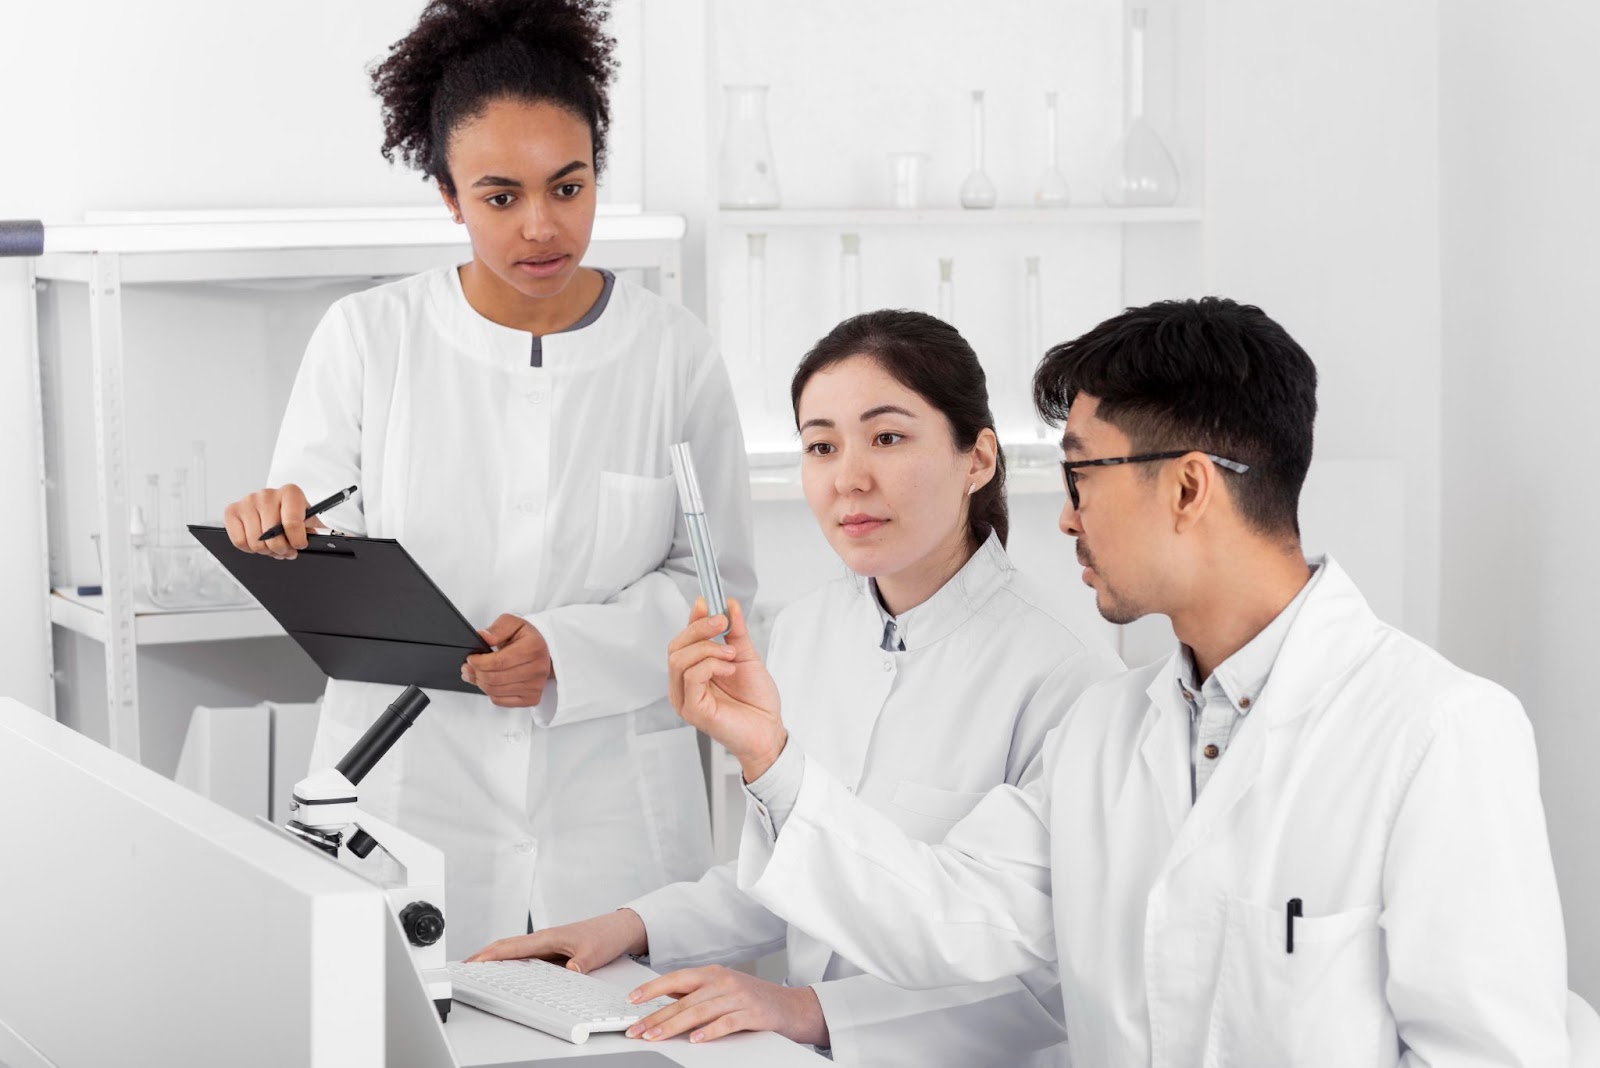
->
<box><xmin>0</xmin><ymin>0</ymin><xmax>1594</xmax><ymax>1004</ymax></box>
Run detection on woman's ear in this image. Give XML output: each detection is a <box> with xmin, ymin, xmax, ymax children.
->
<box><xmin>967</xmin><ymin>427</ymin><xmax>1000</xmax><ymax>491</ymax></box>
<box><xmin>438</xmin><ymin>181</ymin><xmax>463</xmax><ymax>225</ymax></box>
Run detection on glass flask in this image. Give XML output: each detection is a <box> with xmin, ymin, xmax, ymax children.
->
<box><xmin>958</xmin><ymin>91</ymin><xmax>999</xmax><ymax>209</ymax></box>
<box><xmin>840</xmin><ymin>233</ymin><xmax>863</xmax><ymax>319</ymax></box>
<box><xmin>937</xmin><ymin>258</ymin><xmax>956</xmax><ymax>322</ymax></box>
<box><xmin>888</xmin><ymin>151</ymin><xmax>930</xmax><ymax>209</ymax></box>
<box><xmin>1102</xmin><ymin>7</ymin><xmax>1181</xmax><ymax>206</ymax></box>
<box><xmin>720</xmin><ymin>85</ymin><xmax>781</xmax><ymax>209</ymax></box>
<box><xmin>1035</xmin><ymin>93</ymin><xmax>1072</xmax><ymax>207</ymax></box>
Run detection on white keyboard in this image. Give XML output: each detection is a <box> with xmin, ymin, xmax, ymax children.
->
<box><xmin>448</xmin><ymin>959</ymin><xmax>676</xmax><ymax>1044</ymax></box>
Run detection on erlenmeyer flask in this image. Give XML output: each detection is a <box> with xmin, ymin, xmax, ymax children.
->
<box><xmin>958</xmin><ymin>91</ymin><xmax>998</xmax><ymax>209</ymax></box>
<box><xmin>1035</xmin><ymin>93</ymin><xmax>1071</xmax><ymax>207</ymax></box>
<box><xmin>1102</xmin><ymin>7</ymin><xmax>1180</xmax><ymax>206</ymax></box>
<box><xmin>720</xmin><ymin>86</ymin><xmax>781</xmax><ymax>209</ymax></box>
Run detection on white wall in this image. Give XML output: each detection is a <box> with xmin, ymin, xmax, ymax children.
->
<box><xmin>1439</xmin><ymin>0</ymin><xmax>1600</xmax><ymax>1004</ymax></box>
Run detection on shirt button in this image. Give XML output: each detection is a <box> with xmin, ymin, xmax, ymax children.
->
<box><xmin>1203</xmin><ymin>744</ymin><xmax>1220</xmax><ymax>760</ymax></box>
<box><xmin>518</xmin><ymin>498</ymin><xmax>540</xmax><ymax>515</ymax></box>
<box><xmin>882</xmin><ymin>657</ymin><xmax>893</xmax><ymax>671</ymax></box>
<box><xmin>526</xmin><ymin>387</ymin><xmax>546</xmax><ymax>405</ymax></box>
<box><xmin>506</xmin><ymin>729</ymin><xmax>526</xmax><ymax>744</ymax></box>
<box><xmin>515</xmin><ymin>838</ymin><xmax>535</xmax><ymax>855</ymax></box>
<box><xmin>1239</xmin><ymin>696</ymin><xmax>1252</xmax><ymax>709</ymax></box>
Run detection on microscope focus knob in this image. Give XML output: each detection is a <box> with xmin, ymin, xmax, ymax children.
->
<box><xmin>399</xmin><ymin>901</ymin><xmax>446</xmax><ymax>947</ymax></box>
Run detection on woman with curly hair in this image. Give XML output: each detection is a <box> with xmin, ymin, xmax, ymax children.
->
<box><xmin>222</xmin><ymin>0</ymin><xmax>755</xmax><ymax>956</ymax></box>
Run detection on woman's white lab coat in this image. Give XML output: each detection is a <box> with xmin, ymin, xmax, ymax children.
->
<box><xmin>629</xmin><ymin>534</ymin><xmax>1124</xmax><ymax>1067</ymax></box>
<box><xmin>737</xmin><ymin>558</ymin><xmax>1572</xmax><ymax>1067</ymax></box>
<box><xmin>271</xmin><ymin>266</ymin><xmax>756</xmax><ymax>955</ymax></box>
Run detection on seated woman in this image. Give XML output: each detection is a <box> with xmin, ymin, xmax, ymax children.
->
<box><xmin>468</xmin><ymin>309</ymin><xmax>1123</xmax><ymax>1067</ymax></box>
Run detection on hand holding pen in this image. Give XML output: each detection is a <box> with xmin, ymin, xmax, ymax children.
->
<box><xmin>222</xmin><ymin>484</ymin><xmax>358</xmax><ymax>560</ymax></box>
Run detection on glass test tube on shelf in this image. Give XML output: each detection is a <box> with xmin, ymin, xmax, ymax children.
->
<box><xmin>1023</xmin><ymin>256</ymin><xmax>1051</xmax><ymax>440</ymax></box>
<box><xmin>937</xmin><ymin>258</ymin><xmax>955</xmax><ymax>323</ymax></box>
<box><xmin>840</xmin><ymin>233</ymin><xmax>862</xmax><ymax>320</ymax></box>
<box><xmin>746</xmin><ymin>232</ymin><xmax>784</xmax><ymax>415</ymax></box>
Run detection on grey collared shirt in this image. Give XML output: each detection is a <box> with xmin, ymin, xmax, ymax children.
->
<box><xmin>867</xmin><ymin>577</ymin><xmax>906</xmax><ymax>653</ymax></box>
<box><xmin>1179</xmin><ymin>564</ymin><xmax>1321</xmax><ymax>799</ymax></box>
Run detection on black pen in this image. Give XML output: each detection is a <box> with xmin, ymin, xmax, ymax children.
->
<box><xmin>1286</xmin><ymin>897</ymin><xmax>1302</xmax><ymax>953</ymax></box>
<box><xmin>259</xmin><ymin>485</ymin><xmax>358</xmax><ymax>543</ymax></box>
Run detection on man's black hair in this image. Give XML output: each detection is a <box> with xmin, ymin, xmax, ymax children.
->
<box><xmin>1033</xmin><ymin>297</ymin><xmax>1318</xmax><ymax>537</ymax></box>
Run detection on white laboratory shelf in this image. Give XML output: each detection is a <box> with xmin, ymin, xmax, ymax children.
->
<box><xmin>32</xmin><ymin>208</ymin><xmax>685</xmax><ymax>286</ymax></box>
<box><xmin>716</xmin><ymin>206</ymin><xmax>1203</xmax><ymax>229</ymax></box>
<box><xmin>50</xmin><ymin>589</ymin><xmax>284</xmax><ymax>645</ymax></box>
<box><xmin>746</xmin><ymin>444</ymin><xmax>1064</xmax><ymax>502</ymax></box>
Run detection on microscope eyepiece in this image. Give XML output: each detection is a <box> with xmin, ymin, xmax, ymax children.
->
<box><xmin>335</xmin><ymin>685</ymin><xmax>430</xmax><ymax>786</ymax></box>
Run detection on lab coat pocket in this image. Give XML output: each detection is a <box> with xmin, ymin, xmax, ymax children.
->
<box><xmin>1205</xmin><ymin>897</ymin><xmax>1395</xmax><ymax>1068</ymax></box>
<box><xmin>889</xmin><ymin>780</ymin><xmax>988</xmax><ymax>841</ymax></box>
<box><xmin>584</xmin><ymin>472</ymin><xmax>678</xmax><ymax>593</ymax></box>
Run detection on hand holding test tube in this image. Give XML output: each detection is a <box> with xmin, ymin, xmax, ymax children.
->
<box><xmin>669</xmin><ymin>442</ymin><xmax>729</xmax><ymax>637</ymax></box>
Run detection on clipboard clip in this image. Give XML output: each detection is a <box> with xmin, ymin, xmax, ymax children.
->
<box><xmin>297</xmin><ymin>539</ymin><xmax>358</xmax><ymax>557</ymax></box>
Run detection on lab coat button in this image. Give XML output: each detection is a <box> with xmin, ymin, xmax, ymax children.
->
<box><xmin>515</xmin><ymin>838</ymin><xmax>535</xmax><ymax>855</ymax></box>
<box><xmin>525</xmin><ymin>388</ymin><xmax>546</xmax><ymax>405</ymax></box>
<box><xmin>506</xmin><ymin>729</ymin><xmax>527</xmax><ymax>744</ymax></box>
<box><xmin>881</xmin><ymin>657</ymin><xmax>893</xmax><ymax>671</ymax></box>
<box><xmin>518</xmin><ymin>498</ymin><xmax>539</xmax><ymax>515</ymax></box>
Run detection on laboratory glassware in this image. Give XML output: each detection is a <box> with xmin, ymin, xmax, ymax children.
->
<box><xmin>188</xmin><ymin>440</ymin><xmax>208</xmax><ymax>523</ymax></box>
<box><xmin>958</xmin><ymin>91</ymin><xmax>999</xmax><ymax>209</ymax></box>
<box><xmin>1024</xmin><ymin>256</ymin><xmax>1052</xmax><ymax>439</ymax></box>
<box><xmin>1102</xmin><ymin>7</ymin><xmax>1181</xmax><ymax>206</ymax></box>
<box><xmin>840</xmin><ymin>233</ymin><xmax>863</xmax><ymax>319</ymax></box>
<box><xmin>719</xmin><ymin>85</ymin><xmax>781</xmax><ymax>209</ymax></box>
<box><xmin>1035</xmin><ymin>93</ymin><xmax>1072</xmax><ymax>207</ymax></box>
<box><xmin>670</xmin><ymin>442</ymin><xmax>728</xmax><ymax>636</ymax></box>
<box><xmin>889</xmin><ymin>151</ymin><xmax>930</xmax><ymax>209</ymax></box>
<box><xmin>747</xmin><ymin>232</ymin><xmax>783</xmax><ymax>414</ymax></box>
<box><xmin>937</xmin><ymin>258</ymin><xmax>956</xmax><ymax>322</ymax></box>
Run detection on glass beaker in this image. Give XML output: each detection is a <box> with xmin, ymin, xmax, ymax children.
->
<box><xmin>1103</xmin><ymin>7</ymin><xmax>1181</xmax><ymax>206</ymax></box>
<box><xmin>959</xmin><ymin>91</ymin><xmax>999</xmax><ymax>209</ymax></box>
<box><xmin>888</xmin><ymin>152</ymin><xmax>930</xmax><ymax>209</ymax></box>
<box><xmin>1035</xmin><ymin>93</ymin><xmax>1072</xmax><ymax>207</ymax></box>
<box><xmin>720</xmin><ymin>85</ymin><xmax>781</xmax><ymax>209</ymax></box>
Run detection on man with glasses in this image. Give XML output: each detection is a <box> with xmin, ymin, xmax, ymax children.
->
<box><xmin>657</xmin><ymin>297</ymin><xmax>1575</xmax><ymax>1065</ymax></box>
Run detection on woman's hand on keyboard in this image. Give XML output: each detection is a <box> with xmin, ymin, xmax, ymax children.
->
<box><xmin>624</xmin><ymin>965</ymin><xmax>829</xmax><ymax>1048</ymax></box>
<box><xmin>463</xmin><ymin>908</ymin><xmax>648</xmax><ymax>974</ymax></box>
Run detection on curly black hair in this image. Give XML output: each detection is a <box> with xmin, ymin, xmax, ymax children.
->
<box><xmin>370</xmin><ymin>0</ymin><xmax>618</xmax><ymax>194</ymax></box>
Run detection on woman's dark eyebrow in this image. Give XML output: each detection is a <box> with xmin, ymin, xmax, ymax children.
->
<box><xmin>546</xmin><ymin>160</ymin><xmax>590</xmax><ymax>182</ymax></box>
<box><xmin>860</xmin><ymin>405</ymin><xmax>917</xmax><ymax>421</ymax></box>
<box><xmin>471</xmin><ymin>175</ymin><xmax>523</xmax><ymax>188</ymax></box>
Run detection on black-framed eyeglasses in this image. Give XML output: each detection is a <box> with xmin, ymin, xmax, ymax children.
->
<box><xmin>1060</xmin><ymin>450</ymin><xmax>1251</xmax><ymax>511</ymax></box>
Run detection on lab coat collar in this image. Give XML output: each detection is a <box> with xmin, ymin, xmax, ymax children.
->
<box><xmin>1139</xmin><ymin>556</ymin><xmax>1374</xmax><ymax>836</ymax></box>
<box><xmin>1142</xmin><ymin>556</ymin><xmax>1381</xmax><ymax>878</ymax></box>
<box><xmin>427</xmin><ymin>265</ymin><xmax>620</xmax><ymax>372</ymax></box>
<box><xmin>856</xmin><ymin>532</ymin><xmax>1013</xmax><ymax>652</ymax></box>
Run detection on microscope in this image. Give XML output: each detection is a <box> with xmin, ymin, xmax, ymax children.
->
<box><xmin>285</xmin><ymin>685</ymin><xmax>452</xmax><ymax>1020</ymax></box>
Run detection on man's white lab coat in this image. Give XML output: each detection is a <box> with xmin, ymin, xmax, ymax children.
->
<box><xmin>738</xmin><ymin>558</ymin><xmax>1570</xmax><ymax>1066</ymax></box>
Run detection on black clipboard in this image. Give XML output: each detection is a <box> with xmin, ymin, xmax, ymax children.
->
<box><xmin>189</xmin><ymin>524</ymin><xmax>491</xmax><ymax>693</ymax></box>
